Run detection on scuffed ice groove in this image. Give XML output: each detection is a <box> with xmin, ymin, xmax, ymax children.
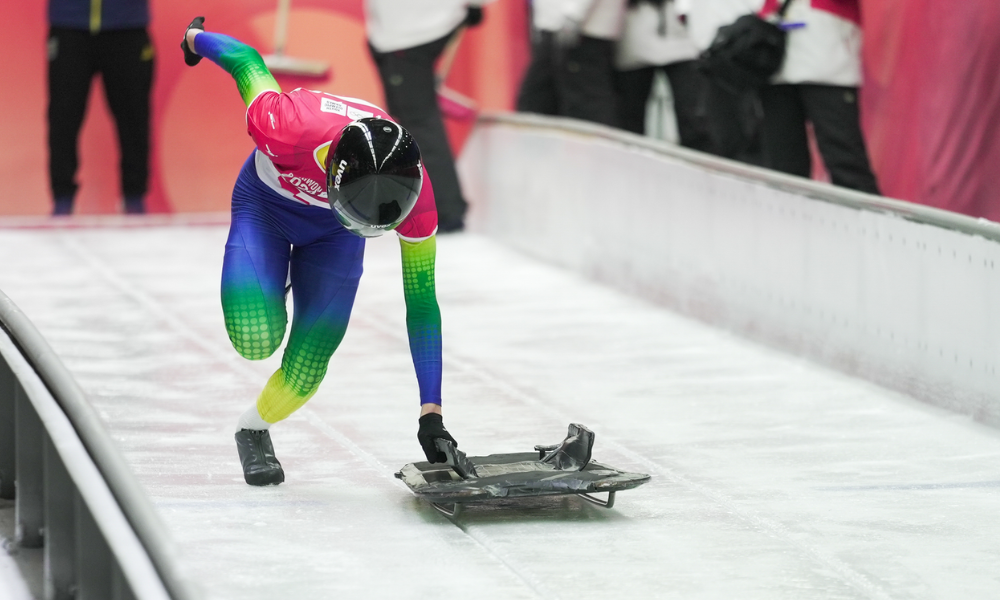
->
<box><xmin>57</xmin><ymin>231</ymin><xmax>551</xmax><ymax>600</ymax></box>
<box><xmin>301</xmin><ymin>411</ymin><xmax>551</xmax><ymax>600</ymax></box>
<box><xmin>352</xmin><ymin>312</ymin><xmax>896</xmax><ymax>600</ymax></box>
<box><xmin>4</xmin><ymin>228</ymin><xmax>994</xmax><ymax>599</ymax></box>
<box><xmin>456</xmin><ymin>366</ymin><xmax>896</xmax><ymax>600</ymax></box>
<box><xmin>445</xmin><ymin>519</ymin><xmax>553</xmax><ymax>600</ymax></box>
<box><xmin>57</xmin><ymin>234</ymin><xmax>245</xmax><ymax>369</ymax></box>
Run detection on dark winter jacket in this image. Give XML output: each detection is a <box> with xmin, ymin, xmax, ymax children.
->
<box><xmin>49</xmin><ymin>0</ymin><xmax>149</xmax><ymax>32</ymax></box>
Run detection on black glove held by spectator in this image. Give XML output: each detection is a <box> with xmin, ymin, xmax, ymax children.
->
<box><xmin>417</xmin><ymin>413</ymin><xmax>457</xmax><ymax>463</ymax></box>
<box><xmin>465</xmin><ymin>6</ymin><xmax>484</xmax><ymax>27</ymax></box>
<box><xmin>181</xmin><ymin>16</ymin><xmax>205</xmax><ymax>66</ymax></box>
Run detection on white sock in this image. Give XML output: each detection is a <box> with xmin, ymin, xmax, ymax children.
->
<box><xmin>236</xmin><ymin>403</ymin><xmax>271</xmax><ymax>433</ymax></box>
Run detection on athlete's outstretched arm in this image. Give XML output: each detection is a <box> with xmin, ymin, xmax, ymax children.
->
<box><xmin>401</xmin><ymin>234</ymin><xmax>458</xmax><ymax>463</ymax></box>
<box><xmin>399</xmin><ymin>236</ymin><xmax>444</xmax><ymax>414</ymax></box>
<box><xmin>182</xmin><ymin>18</ymin><xmax>280</xmax><ymax>106</ymax></box>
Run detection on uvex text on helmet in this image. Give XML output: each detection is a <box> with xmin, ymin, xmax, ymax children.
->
<box><xmin>325</xmin><ymin>118</ymin><xmax>422</xmax><ymax>238</ymax></box>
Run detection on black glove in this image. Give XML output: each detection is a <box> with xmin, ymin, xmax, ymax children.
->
<box><xmin>181</xmin><ymin>16</ymin><xmax>206</xmax><ymax>66</ymax></box>
<box><xmin>465</xmin><ymin>6</ymin><xmax>484</xmax><ymax>28</ymax></box>
<box><xmin>417</xmin><ymin>413</ymin><xmax>457</xmax><ymax>463</ymax></box>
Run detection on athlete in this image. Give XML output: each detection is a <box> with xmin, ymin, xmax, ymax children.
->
<box><xmin>180</xmin><ymin>17</ymin><xmax>457</xmax><ymax>485</ymax></box>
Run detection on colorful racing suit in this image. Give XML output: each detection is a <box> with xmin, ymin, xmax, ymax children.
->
<box><xmin>194</xmin><ymin>32</ymin><xmax>442</xmax><ymax>423</ymax></box>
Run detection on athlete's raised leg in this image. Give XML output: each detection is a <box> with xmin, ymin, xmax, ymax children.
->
<box><xmin>221</xmin><ymin>160</ymin><xmax>291</xmax><ymax>363</ymax></box>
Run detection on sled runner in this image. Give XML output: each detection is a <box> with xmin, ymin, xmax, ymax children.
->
<box><xmin>395</xmin><ymin>424</ymin><xmax>650</xmax><ymax>517</ymax></box>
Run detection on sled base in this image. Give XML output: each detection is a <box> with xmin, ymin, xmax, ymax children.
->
<box><xmin>395</xmin><ymin>424</ymin><xmax>649</xmax><ymax>517</ymax></box>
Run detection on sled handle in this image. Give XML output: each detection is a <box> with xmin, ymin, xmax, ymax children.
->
<box><xmin>534</xmin><ymin>444</ymin><xmax>559</xmax><ymax>459</ymax></box>
<box><xmin>434</xmin><ymin>439</ymin><xmax>478</xmax><ymax>479</ymax></box>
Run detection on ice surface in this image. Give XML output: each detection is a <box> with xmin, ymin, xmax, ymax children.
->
<box><xmin>0</xmin><ymin>552</ymin><xmax>33</xmax><ymax>600</ymax></box>
<box><xmin>0</xmin><ymin>225</ymin><xmax>998</xmax><ymax>599</ymax></box>
<box><xmin>0</xmin><ymin>501</ymin><xmax>38</xmax><ymax>600</ymax></box>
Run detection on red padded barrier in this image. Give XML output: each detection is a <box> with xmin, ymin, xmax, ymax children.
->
<box><xmin>2</xmin><ymin>1</ymin><xmax>996</xmax><ymax>221</ymax></box>
<box><xmin>0</xmin><ymin>0</ymin><xmax>528</xmax><ymax>215</ymax></box>
<box><xmin>861</xmin><ymin>0</ymin><xmax>1000</xmax><ymax>221</ymax></box>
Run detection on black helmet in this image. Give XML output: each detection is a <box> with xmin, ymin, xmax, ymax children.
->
<box><xmin>326</xmin><ymin>118</ymin><xmax>423</xmax><ymax>238</ymax></box>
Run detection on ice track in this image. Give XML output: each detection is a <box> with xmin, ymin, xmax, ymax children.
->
<box><xmin>0</xmin><ymin>224</ymin><xmax>998</xmax><ymax>600</ymax></box>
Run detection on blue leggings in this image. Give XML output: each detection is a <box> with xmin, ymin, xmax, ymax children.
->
<box><xmin>223</xmin><ymin>151</ymin><xmax>365</xmax><ymax>421</ymax></box>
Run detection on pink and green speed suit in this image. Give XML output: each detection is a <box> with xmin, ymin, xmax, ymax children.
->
<box><xmin>194</xmin><ymin>32</ymin><xmax>443</xmax><ymax>423</ymax></box>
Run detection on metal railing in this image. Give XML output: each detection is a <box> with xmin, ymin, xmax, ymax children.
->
<box><xmin>0</xmin><ymin>289</ymin><xmax>197</xmax><ymax>599</ymax></box>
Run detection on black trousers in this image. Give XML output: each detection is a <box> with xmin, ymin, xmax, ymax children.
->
<box><xmin>614</xmin><ymin>60</ymin><xmax>713</xmax><ymax>152</ymax></box>
<box><xmin>48</xmin><ymin>27</ymin><xmax>153</xmax><ymax>207</ymax></box>
<box><xmin>517</xmin><ymin>32</ymin><xmax>618</xmax><ymax>128</ymax></box>
<box><xmin>369</xmin><ymin>33</ymin><xmax>468</xmax><ymax>231</ymax></box>
<box><xmin>760</xmin><ymin>84</ymin><xmax>880</xmax><ymax>194</ymax></box>
<box><xmin>703</xmin><ymin>81</ymin><xmax>763</xmax><ymax>165</ymax></box>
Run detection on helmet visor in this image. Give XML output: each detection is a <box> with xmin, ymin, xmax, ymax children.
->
<box><xmin>330</xmin><ymin>172</ymin><xmax>421</xmax><ymax>238</ymax></box>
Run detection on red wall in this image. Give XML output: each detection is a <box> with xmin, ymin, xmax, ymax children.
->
<box><xmin>861</xmin><ymin>0</ymin><xmax>1000</xmax><ymax>220</ymax></box>
<box><xmin>0</xmin><ymin>0</ymin><xmax>529</xmax><ymax>215</ymax></box>
<box><xmin>2</xmin><ymin>1</ymin><xmax>998</xmax><ymax>221</ymax></box>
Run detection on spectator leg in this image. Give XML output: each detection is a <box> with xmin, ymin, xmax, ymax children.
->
<box><xmin>516</xmin><ymin>32</ymin><xmax>560</xmax><ymax>116</ymax></box>
<box><xmin>47</xmin><ymin>28</ymin><xmax>96</xmax><ymax>212</ymax></box>
<box><xmin>99</xmin><ymin>28</ymin><xmax>154</xmax><ymax>213</ymax></box>
<box><xmin>703</xmin><ymin>81</ymin><xmax>761</xmax><ymax>163</ymax></box>
<box><xmin>664</xmin><ymin>61</ymin><xmax>713</xmax><ymax>153</ymax></box>
<box><xmin>370</xmin><ymin>34</ymin><xmax>467</xmax><ymax>231</ymax></box>
<box><xmin>801</xmin><ymin>84</ymin><xmax>881</xmax><ymax>194</ymax></box>
<box><xmin>556</xmin><ymin>36</ymin><xmax>619</xmax><ymax>128</ymax></box>
<box><xmin>613</xmin><ymin>66</ymin><xmax>656</xmax><ymax>135</ymax></box>
<box><xmin>759</xmin><ymin>84</ymin><xmax>811</xmax><ymax>178</ymax></box>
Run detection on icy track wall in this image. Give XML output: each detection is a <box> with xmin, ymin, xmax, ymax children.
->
<box><xmin>458</xmin><ymin>113</ymin><xmax>1000</xmax><ymax>427</ymax></box>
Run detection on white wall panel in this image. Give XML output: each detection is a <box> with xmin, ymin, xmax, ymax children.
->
<box><xmin>459</xmin><ymin>114</ymin><xmax>1000</xmax><ymax>425</ymax></box>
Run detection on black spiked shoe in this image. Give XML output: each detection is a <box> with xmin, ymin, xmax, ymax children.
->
<box><xmin>235</xmin><ymin>429</ymin><xmax>285</xmax><ymax>486</ymax></box>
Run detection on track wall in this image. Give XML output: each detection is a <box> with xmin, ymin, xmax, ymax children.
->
<box><xmin>458</xmin><ymin>114</ymin><xmax>1000</xmax><ymax>426</ymax></box>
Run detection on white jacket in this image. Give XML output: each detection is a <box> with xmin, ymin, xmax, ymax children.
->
<box><xmin>615</xmin><ymin>1</ymin><xmax>699</xmax><ymax>70</ymax></box>
<box><xmin>532</xmin><ymin>0</ymin><xmax>627</xmax><ymax>41</ymax></box>
<box><xmin>773</xmin><ymin>0</ymin><xmax>862</xmax><ymax>86</ymax></box>
<box><xmin>682</xmin><ymin>0</ymin><xmax>862</xmax><ymax>86</ymax></box>
<box><xmin>365</xmin><ymin>0</ymin><xmax>495</xmax><ymax>53</ymax></box>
